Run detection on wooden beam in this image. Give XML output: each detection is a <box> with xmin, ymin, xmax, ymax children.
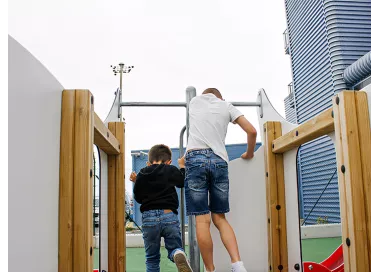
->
<box><xmin>108</xmin><ymin>122</ymin><xmax>126</xmax><ymax>272</ymax></box>
<box><xmin>59</xmin><ymin>90</ymin><xmax>75</xmax><ymax>272</ymax></box>
<box><xmin>94</xmin><ymin>112</ymin><xmax>120</xmax><ymax>155</ymax></box>
<box><xmin>107</xmin><ymin>123</ymin><xmax>117</xmax><ymax>272</ymax></box>
<box><xmin>264</xmin><ymin>122</ymin><xmax>288</xmax><ymax>271</ymax></box>
<box><xmin>272</xmin><ymin>108</ymin><xmax>334</xmax><ymax>154</ymax></box>
<box><xmin>73</xmin><ymin>90</ymin><xmax>94</xmax><ymax>272</ymax></box>
<box><xmin>333</xmin><ymin>91</ymin><xmax>370</xmax><ymax>271</ymax></box>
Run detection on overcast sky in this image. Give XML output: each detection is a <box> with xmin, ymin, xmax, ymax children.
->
<box><xmin>9</xmin><ymin>0</ymin><xmax>292</xmax><ymax>195</ymax></box>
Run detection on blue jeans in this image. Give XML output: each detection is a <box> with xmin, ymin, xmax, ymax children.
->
<box><xmin>142</xmin><ymin>210</ymin><xmax>184</xmax><ymax>272</ymax></box>
<box><xmin>185</xmin><ymin>149</ymin><xmax>230</xmax><ymax>216</ymax></box>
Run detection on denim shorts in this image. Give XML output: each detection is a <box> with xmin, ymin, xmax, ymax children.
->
<box><xmin>185</xmin><ymin>149</ymin><xmax>230</xmax><ymax>216</ymax></box>
<box><xmin>141</xmin><ymin>210</ymin><xmax>184</xmax><ymax>271</ymax></box>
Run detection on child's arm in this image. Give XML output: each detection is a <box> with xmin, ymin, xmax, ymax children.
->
<box><xmin>168</xmin><ymin>157</ymin><xmax>186</xmax><ymax>188</ymax></box>
<box><xmin>235</xmin><ymin>116</ymin><xmax>257</xmax><ymax>159</ymax></box>
<box><xmin>132</xmin><ymin>173</ymin><xmax>143</xmax><ymax>204</ymax></box>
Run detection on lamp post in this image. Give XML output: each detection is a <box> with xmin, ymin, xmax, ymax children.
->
<box><xmin>110</xmin><ymin>63</ymin><xmax>134</xmax><ymax>120</ymax></box>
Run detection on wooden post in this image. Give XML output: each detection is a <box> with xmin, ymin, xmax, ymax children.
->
<box><xmin>108</xmin><ymin>122</ymin><xmax>126</xmax><ymax>272</ymax></box>
<box><xmin>333</xmin><ymin>91</ymin><xmax>370</xmax><ymax>271</ymax></box>
<box><xmin>59</xmin><ymin>90</ymin><xmax>94</xmax><ymax>272</ymax></box>
<box><xmin>332</xmin><ymin>99</ymin><xmax>351</xmax><ymax>271</ymax></box>
<box><xmin>108</xmin><ymin>123</ymin><xmax>117</xmax><ymax>272</ymax></box>
<box><xmin>355</xmin><ymin>92</ymin><xmax>371</xmax><ymax>263</ymax></box>
<box><xmin>73</xmin><ymin>90</ymin><xmax>94</xmax><ymax>272</ymax></box>
<box><xmin>264</xmin><ymin>121</ymin><xmax>288</xmax><ymax>272</ymax></box>
<box><xmin>59</xmin><ymin>90</ymin><xmax>75</xmax><ymax>272</ymax></box>
<box><xmin>115</xmin><ymin>123</ymin><xmax>126</xmax><ymax>271</ymax></box>
<box><xmin>274</xmin><ymin>122</ymin><xmax>288</xmax><ymax>272</ymax></box>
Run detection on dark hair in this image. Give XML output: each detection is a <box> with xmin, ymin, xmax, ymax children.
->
<box><xmin>148</xmin><ymin>144</ymin><xmax>172</xmax><ymax>163</ymax></box>
<box><xmin>203</xmin><ymin>88</ymin><xmax>223</xmax><ymax>99</ymax></box>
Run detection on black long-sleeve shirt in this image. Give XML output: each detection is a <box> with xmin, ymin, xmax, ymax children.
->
<box><xmin>133</xmin><ymin>164</ymin><xmax>185</xmax><ymax>214</ymax></box>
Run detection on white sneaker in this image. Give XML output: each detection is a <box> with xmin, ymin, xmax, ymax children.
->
<box><xmin>231</xmin><ymin>261</ymin><xmax>247</xmax><ymax>272</ymax></box>
<box><xmin>173</xmin><ymin>251</ymin><xmax>193</xmax><ymax>272</ymax></box>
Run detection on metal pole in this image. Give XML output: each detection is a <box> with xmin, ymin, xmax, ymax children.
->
<box><xmin>120</xmin><ymin>101</ymin><xmax>261</xmax><ymax>108</ymax></box>
<box><xmin>186</xmin><ymin>86</ymin><xmax>200</xmax><ymax>271</ymax></box>
<box><xmin>231</xmin><ymin>102</ymin><xmax>261</xmax><ymax>107</ymax></box>
<box><xmin>118</xmin><ymin>63</ymin><xmax>124</xmax><ymax>121</ymax></box>
<box><xmin>179</xmin><ymin>125</ymin><xmax>187</xmax><ymax>248</ymax></box>
<box><xmin>120</xmin><ymin>102</ymin><xmax>187</xmax><ymax>107</ymax></box>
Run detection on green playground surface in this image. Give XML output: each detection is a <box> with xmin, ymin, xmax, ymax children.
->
<box><xmin>93</xmin><ymin>237</ymin><xmax>342</xmax><ymax>271</ymax></box>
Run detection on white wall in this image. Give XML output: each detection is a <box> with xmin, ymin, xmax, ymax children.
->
<box><xmin>210</xmin><ymin>150</ymin><xmax>268</xmax><ymax>271</ymax></box>
<box><xmin>9</xmin><ymin>35</ymin><xmax>63</xmax><ymax>272</ymax></box>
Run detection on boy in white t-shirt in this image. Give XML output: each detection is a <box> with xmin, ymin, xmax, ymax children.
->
<box><xmin>185</xmin><ymin>88</ymin><xmax>257</xmax><ymax>272</ymax></box>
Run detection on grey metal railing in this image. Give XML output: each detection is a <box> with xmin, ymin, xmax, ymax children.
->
<box><xmin>179</xmin><ymin>125</ymin><xmax>187</xmax><ymax>248</ymax></box>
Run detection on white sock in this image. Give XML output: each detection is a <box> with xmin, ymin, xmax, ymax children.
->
<box><xmin>232</xmin><ymin>261</ymin><xmax>246</xmax><ymax>271</ymax></box>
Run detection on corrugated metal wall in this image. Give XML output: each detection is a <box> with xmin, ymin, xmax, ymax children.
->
<box><xmin>324</xmin><ymin>0</ymin><xmax>371</xmax><ymax>93</ymax></box>
<box><xmin>131</xmin><ymin>143</ymin><xmax>262</xmax><ymax>226</ymax></box>
<box><xmin>284</xmin><ymin>0</ymin><xmax>371</xmax><ymax>225</ymax></box>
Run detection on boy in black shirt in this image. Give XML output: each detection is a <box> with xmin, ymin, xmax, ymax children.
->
<box><xmin>130</xmin><ymin>144</ymin><xmax>192</xmax><ymax>272</ymax></box>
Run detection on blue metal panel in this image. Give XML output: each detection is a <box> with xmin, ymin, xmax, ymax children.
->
<box><xmin>323</xmin><ymin>0</ymin><xmax>371</xmax><ymax>93</ymax></box>
<box><xmin>131</xmin><ymin>143</ymin><xmax>261</xmax><ymax>226</ymax></box>
<box><xmin>284</xmin><ymin>0</ymin><xmax>371</xmax><ymax>225</ymax></box>
<box><xmin>285</xmin><ymin>0</ymin><xmax>338</xmax><ymax>225</ymax></box>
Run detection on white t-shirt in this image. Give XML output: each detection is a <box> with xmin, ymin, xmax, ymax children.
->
<box><xmin>186</xmin><ymin>93</ymin><xmax>243</xmax><ymax>162</ymax></box>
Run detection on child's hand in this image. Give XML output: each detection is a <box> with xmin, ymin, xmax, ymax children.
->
<box><xmin>241</xmin><ymin>152</ymin><xmax>254</xmax><ymax>160</ymax></box>
<box><xmin>129</xmin><ymin>172</ymin><xmax>137</xmax><ymax>183</ymax></box>
<box><xmin>178</xmin><ymin>156</ymin><xmax>185</xmax><ymax>168</ymax></box>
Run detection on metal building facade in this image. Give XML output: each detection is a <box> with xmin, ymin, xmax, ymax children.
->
<box><xmin>284</xmin><ymin>0</ymin><xmax>371</xmax><ymax>224</ymax></box>
<box><xmin>131</xmin><ymin>143</ymin><xmax>262</xmax><ymax>226</ymax></box>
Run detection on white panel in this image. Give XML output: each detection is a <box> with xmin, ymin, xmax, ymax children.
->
<box><xmin>105</xmin><ymin>88</ymin><xmax>121</xmax><ymax>123</ymax></box>
<box><xmin>9</xmin><ymin>35</ymin><xmax>63</xmax><ymax>272</ymax></box>
<box><xmin>211</xmin><ymin>148</ymin><xmax>268</xmax><ymax>272</ymax></box>
<box><xmin>99</xmin><ymin>149</ymin><xmax>109</xmax><ymax>271</ymax></box>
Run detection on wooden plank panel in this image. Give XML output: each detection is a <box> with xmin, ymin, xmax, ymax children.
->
<box><xmin>108</xmin><ymin>122</ymin><xmax>117</xmax><ymax>272</ymax></box>
<box><xmin>272</xmin><ymin>108</ymin><xmax>334</xmax><ymax>154</ymax></box>
<box><xmin>59</xmin><ymin>90</ymin><xmax>75</xmax><ymax>272</ymax></box>
<box><xmin>94</xmin><ymin>112</ymin><xmax>120</xmax><ymax>155</ymax></box>
<box><xmin>264</xmin><ymin>122</ymin><xmax>281</xmax><ymax>271</ymax></box>
<box><xmin>263</xmin><ymin>123</ymin><xmax>272</xmax><ymax>271</ymax></box>
<box><xmin>73</xmin><ymin>90</ymin><xmax>94</xmax><ymax>272</ymax></box>
<box><xmin>274</xmin><ymin>122</ymin><xmax>288</xmax><ymax>272</ymax></box>
<box><xmin>332</xmin><ymin>98</ymin><xmax>351</xmax><ymax>272</ymax></box>
<box><xmin>336</xmin><ymin>91</ymin><xmax>369</xmax><ymax>271</ymax></box>
<box><xmin>115</xmin><ymin>122</ymin><xmax>126</xmax><ymax>271</ymax></box>
<box><xmin>354</xmin><ymin>91</ymin><xmax>371</xmax><ymax>264</ymax></box>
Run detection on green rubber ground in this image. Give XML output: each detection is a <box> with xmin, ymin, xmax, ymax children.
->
<box><xmin>93</xmin><ymin>237</ymin><xmax>342</xmax><ymax>271</ymax></box>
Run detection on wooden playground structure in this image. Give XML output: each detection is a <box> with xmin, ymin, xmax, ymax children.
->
<box><xmin>58</xmin><ymin>89</ymin><xmax>370</xmax><ymax>272</ymax></box>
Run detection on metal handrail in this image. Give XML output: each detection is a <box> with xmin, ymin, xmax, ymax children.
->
<box><xmin>179</xmin><ymin>125</ymin><xmax>187</xmax><ymax>248</ymax></box>
<box><xmin>121</xmin><ymin>101</ymin><xmax>261</xmax><ymax>107</ymax></box>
